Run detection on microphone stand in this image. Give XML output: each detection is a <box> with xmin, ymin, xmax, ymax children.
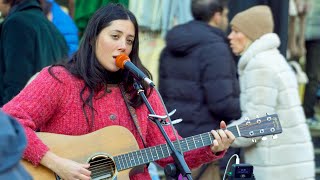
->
<box><xmin>133</xmin><ymin>81</ymin><xmax>193</xmax><ymax>180</ymax></box>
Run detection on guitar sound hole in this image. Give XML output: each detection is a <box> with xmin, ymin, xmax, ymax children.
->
<box><xmin>88</xmin><ymin>154</ymin><xmax>116</xmax><ymax>180</ymax></box>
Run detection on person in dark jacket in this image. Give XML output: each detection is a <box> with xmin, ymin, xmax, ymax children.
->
<box><xmin>44</xmin><ymin>0</ymin><xmax>79</xmax><ymax>57</ymax></box>
<box><xmin>0</xmin><ymin>111</ymin><xmax>32</xmax><ymax>180</ymax></box>
<box><xmin>159</xmin><ymin>0</ymin><xmax>241</xmax><ymax>179</ymax></box>
<box><xmin>0</xmin><ymin>0</ymin><xmax>68</xmax><ymax>106</ymax></box>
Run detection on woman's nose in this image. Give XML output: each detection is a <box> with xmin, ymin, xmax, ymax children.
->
<box><xmin>118</xmin><ymin>40</ymin><xmax>127</xmax><ymax>52</ymax></box>
<box><xmin>228</xmin><ymin>31</ymin><xmax>234</xmax><ymax>40</ymax></box>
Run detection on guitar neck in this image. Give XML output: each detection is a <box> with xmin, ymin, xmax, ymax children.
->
<box><xmin>114</xmin><ymin>126</ymin><xmax>239</xmax><ymax>171</ymax></box>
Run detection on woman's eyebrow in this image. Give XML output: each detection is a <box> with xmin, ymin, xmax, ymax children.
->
<box><xmin>111</xmin><ymin>30</ymin><xmax>135</xmax><ymax>38</ymax></box>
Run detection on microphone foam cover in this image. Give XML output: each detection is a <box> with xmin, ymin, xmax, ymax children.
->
<box><xmin>115</xmin><ymin>54</ymin><xmax>130</xmax><ymax>69</ymax></box>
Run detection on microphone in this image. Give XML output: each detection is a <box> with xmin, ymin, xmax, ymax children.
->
<box><xmin>115</xmin><ymin>54</ymin><xmax>155</xmax><ymax>87</ymax></box>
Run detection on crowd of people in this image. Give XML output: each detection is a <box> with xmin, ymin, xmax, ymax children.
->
<box><xmin>0</xmin><ymin>0</ymin><xmax>318</xmax><ymax>179</ymax></box>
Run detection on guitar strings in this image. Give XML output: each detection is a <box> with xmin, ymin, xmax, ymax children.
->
<box><xmin>89</xmin><ymin>134</ymin><xmax>216</xmax><ymax>171</ymax></box>
<box><xmin>88</xmin><ymin>129</ymin><xmax>267</xmax><ymax>178</ymax></box>
<box><xmin>89</xmin><ymin>125</ymin><xmax>270</xmax><ymax>173</ymax></box>
<box><xmin>89</xmin><ymin>164</ymin><xmax>115</xmax><ymax>178</ymax></box>
<box><xmin>87</xmin><ymin>121</ymin><xmax>274</xmax><ymax>178</ymax></box>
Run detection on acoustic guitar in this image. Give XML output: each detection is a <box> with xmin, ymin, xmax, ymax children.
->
<box><xmin>21</xmin><ymin>114</ymin><xmax>282</xmax><ymax>180</ymax></box>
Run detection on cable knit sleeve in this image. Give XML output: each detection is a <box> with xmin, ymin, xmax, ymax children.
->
<box><xmin>145</xmin><ymin>89</ymin><xmax>225</xmax><ymax>169</ymax></box>
<box><xmin>2</xmin><ymin>66</ymin><xmax>69</xmax><ymax>165</ymax></box>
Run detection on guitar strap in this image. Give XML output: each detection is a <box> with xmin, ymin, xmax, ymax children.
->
<box><xmin>119</xmin><ymin>83</ymin><xmax>147</xmax><ymax>148</ymax></box>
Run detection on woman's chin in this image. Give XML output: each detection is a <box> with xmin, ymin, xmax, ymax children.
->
<box><xmin>231</xmin><ymin>49</ymin><xmax>239</xmax><ymax>56</ymax></box>
<box><xmin>104</xmin><ymin>66</ymin><xmax>120</xmax><ymax>72</ymax></box>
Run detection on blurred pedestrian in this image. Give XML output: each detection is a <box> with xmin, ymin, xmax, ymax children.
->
<box><xmin>228</xmin><ymin>5</ymin><xmax>315</xmax><ymax>180</ymax></box>
<box><xmin>0</xmin><ymin>110</ymin><xmax>32</xmax><ymax>180</ymax></box>
<box><xmin>0</xmin><ymin>0</ymin><xmax>68</xmax><ymax>106</ymax></box>
<box><xmin>302</xmin><ymin>0</ymin><xmax>320</xmax><ymax>126</ymax></box>
<box><xmin>44</xmin><ymin>0</ymin><xmax>79</xmax><ymax>57</ymax></box>
<box><xmin>159</xmin><ymin>0</ymin><xmax>241</xmax><ymax>179</ymax></box>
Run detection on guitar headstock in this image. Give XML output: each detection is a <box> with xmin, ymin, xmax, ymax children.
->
<box><xmin>238</xmin><ymin>114</ymin><xmax>282</xmax><ymax>138</ymax></box>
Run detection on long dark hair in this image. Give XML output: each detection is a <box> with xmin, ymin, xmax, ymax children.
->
<box><xmin>49</xmin><ymin>3</ymin><xmax>152</xmax><ymax>130</ymax></box>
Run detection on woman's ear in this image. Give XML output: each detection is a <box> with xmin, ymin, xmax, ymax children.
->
<box><xmin>208</xmin><ymin>11</ymin><xmax>222</xmax><ymax>28</ymax></box>
<box><xmin>213</xmin><ymin>12</ymin><xmax>222</xmax><ymax>23</ymax></box>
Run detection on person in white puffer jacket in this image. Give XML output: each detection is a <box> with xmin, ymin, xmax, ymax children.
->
<box><xmin>227</xmin><ymin>5</ymin><xmax>315</xmax><ymax>180</ymax></box>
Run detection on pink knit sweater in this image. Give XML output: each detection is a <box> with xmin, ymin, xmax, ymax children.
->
<box><xmin>2</xmin><ymin>66</ymin><xmax>224</xmax><ymax>179</ymax></box>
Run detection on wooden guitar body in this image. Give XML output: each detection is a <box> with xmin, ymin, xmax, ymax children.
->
<box><xmin>21</xmin><ymin>126</ymin><xmax>141</xmax><ymax>180</ymax></box>
<box><xmin>21</xmin><ymin>114</ymin><xmax>282</xmax><ymax>180</ymax></box>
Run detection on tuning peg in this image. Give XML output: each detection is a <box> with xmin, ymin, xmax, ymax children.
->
<box><xmin>257</xmin><ymin>119</ymin><xmax>261</xmax><ymax>124</ymax></box>
<box><xmin>252</xmin><ymin>138</ymin><xmax>257</xmax><ymax>143</ymax></box>
<box><xmin>272</xmin><ymin>135</ymin><xmax>278</xmax><ymax>139</ymax></box>
<box><xmin>265</xmin><ymin>113</ymin><xmax>273</xmax><ymax>121</ymax></box>
<box><xmin>245</xmin><ymin>117</ymin><xmax>251</xmax><ymax>125</ymax></box>
<box><xmin>261</xmin><ymin>136</ymin><xmax>268</xmax><ymax>141</ymax></box>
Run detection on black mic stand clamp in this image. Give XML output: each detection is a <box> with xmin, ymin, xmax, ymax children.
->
<box><xmin>133</xmin><ymin>81</ymin><xmax>193</xmax><ymax>180</ymax></box>
<box><xmin>148</xmin><ymin>110</ymin><xmax>183</xmax><ymax>126</ymax></box>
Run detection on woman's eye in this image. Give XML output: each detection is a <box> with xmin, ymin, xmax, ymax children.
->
<box><xmin>127</xmin><ymin>39</ymin><xmax>133</xmax><ymax>45</ymax></box>
<box><xmin>111</xmin><ymin>35</ymin><xmax>119</xmax><ymax>39</ymax></box>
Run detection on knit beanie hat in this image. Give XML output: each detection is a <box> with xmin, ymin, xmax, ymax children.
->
<box><xmin>230</xmin><ymin>5</ymin><xmax>274</xmax><ymax>41</ymax></box>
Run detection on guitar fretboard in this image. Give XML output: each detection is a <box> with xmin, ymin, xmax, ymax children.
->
<box><xmin>114</xmin><ymin>126</ymin><xmax>238</xmax><ymax>171</ymax></box>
